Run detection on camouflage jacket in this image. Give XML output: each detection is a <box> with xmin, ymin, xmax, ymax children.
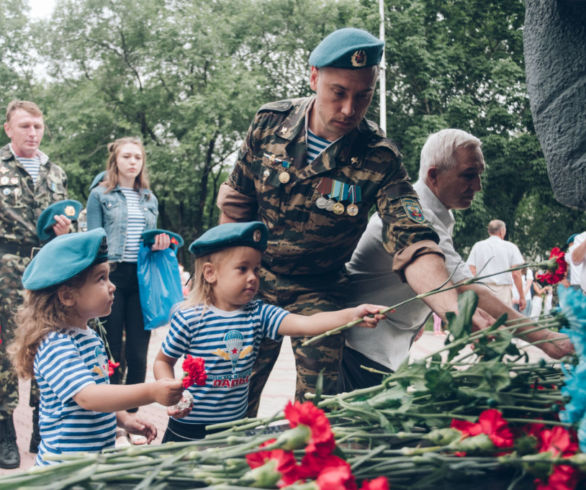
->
<box><xmin>220</xmin><ymin>97</ymin><xmax>439</xmax><ymax>276</ymax></box>
<box><xmin>0</xmin><ymin>144</ymin><xmax>68</xmax><ymax>247</ymax></box>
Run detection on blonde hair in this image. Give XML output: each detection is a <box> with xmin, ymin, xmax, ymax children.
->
<box><xmin>102</xmin><ymin>137</ymin><xmax>150</xmax><ymax>192</ymax></box>
<box><xmin>184</xmin><ymin>254</ymin><xmax>218</xmax><ymax>308</ymax></box>
<box><xmin>6</xmin><ymin>100</ymin><xmax>43</xmax><ymax>122</ymax></box>
<box><xmin>8</xmin><ymin>267</ymin><xmax>95</xmax><ymax>379</ymax></box>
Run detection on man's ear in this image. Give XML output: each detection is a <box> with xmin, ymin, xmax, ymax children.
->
<box><xmin>202</xmin><ymin>263</ymin><xmax>217</xmax><ymax>285</ymax></box>
<box><xmin>426</xmin><ymin>167</ymin><xmax>439</xmax><ymax>188</ymax></box>
<box><xmin>309</xmin><ymin>66</ymin><xmax>319</xmax><ymax>92</ymax></box>
<box><xmin>57</xmin><ymin>286</ymin><xmax>76</xmax><ymax>307</ymax></box>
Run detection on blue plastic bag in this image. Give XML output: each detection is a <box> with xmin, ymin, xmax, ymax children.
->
<box><xmin>137</xmin><ymin>244</ymin><xmax>184</xmax><ymax>330</ymax></box>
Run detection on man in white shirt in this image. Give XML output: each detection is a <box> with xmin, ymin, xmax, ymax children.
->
<box><xmin>466</xmin><ymin>220</ymin><xmax>525</xmax><ymax>309</ymax></box>
<box><xmin>568</xmin><ymin>231</ymin><xmax>586</xmax><ymax>293</ymax></box>
<box><xmin>341</xmin><ymin>129</ymin><xmax>573</xmax><ymax>391</ymax></box>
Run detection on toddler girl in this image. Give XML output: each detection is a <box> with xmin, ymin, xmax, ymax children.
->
<box><xmin>154</xmin><ymin>221</ymin><xmax>383</xmax><ymax>442</ymax></box>
<box><xmin>8</xmin><ymin>228</ymin><xmax>183</xmax><ymax>465</ymax></box>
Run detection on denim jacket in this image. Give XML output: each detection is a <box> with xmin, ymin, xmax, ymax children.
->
<box><xmin>86</xmin><ymin>185</ymin><xmax>158</xmax><ymax>261</ymax></box>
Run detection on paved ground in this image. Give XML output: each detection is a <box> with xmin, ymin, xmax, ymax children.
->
<box><xmin>0</xmin><ymin>329</ymin><xmax>548</xmax><ymax>475</ymax></box>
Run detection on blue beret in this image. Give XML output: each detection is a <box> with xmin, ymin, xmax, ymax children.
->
<box><xmin>22</xmin><ymin>228</ymin><xmax>109</xmax><ymax>290</ymax></box>
<box><xmin>567</xmin><ymin>233</ymin><xmax>579</xmax><ymax>245</ymax></box>
<box><xmin>189</xmin><ymin>222</ymin><xmax>268</xmax><ymax>258</ymax></box>
<box><xmin>142</xmin><ymin>229</ymin><xmax>184</xmax><ymax>250</ymax></box>
<box><xmin>309</xmin><ymin>27</ymin><xmax>384</xmax><ymax>69</ymax></box>
<box><xmin>89</xmin><ymin>170</ymin><xmax>107</xmax><ymax>191</ymax></box>
<box><xmin>36</xmin><ymin>199</ymin><xmax>83</xmax><ymax>242</ymax></box>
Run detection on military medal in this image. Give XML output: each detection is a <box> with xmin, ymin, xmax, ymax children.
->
<box><xmin>325</xmin><ymin>199</ymin><xmax>335</xmax><ymax>212</ymax></box>
<box><xmin>3</xmin><ymin>188</ymin><xmax>11</xmax><ymax>195</ymax></box>
<box><xmin>346</xmin><ymin>185</ymin><xmax>361</xmax><ymax>216</ymax></box>
<box><xmin>316</xmin><ymin>196</ymin><xmax>328</xmax><ymax>209</ymax></box>
<box><xmin>316</xmin><ymin>178</ymin><xmax>333</xmax><ymax>210</ymax></box>
<box><xmin>264</xmin><ymin>152</ymin><xmax>292</xmax><ymax>184</ymax></box>
<box><xmin>278</xmin><ymin>159</ymin><xmax>291</xmax><ymax>184</ymax></box>
<box><xmin>0</xmin><ymin>166</ymin><xmax>8</xmax><ymax>174</ymax></box>
<box><xmin>1</xmin><ymin>176</ymin><xmax>8</xmax><ymax>185</ymax></box>
<box><xmin>332</xmin><ymin>202</ymin><xmax>345</xmax><ymax>215</ymax></box>
<box><xmin>10</xmin><ymin>177</ymin><xmax>18</xmax><ymax>185</ymax></box>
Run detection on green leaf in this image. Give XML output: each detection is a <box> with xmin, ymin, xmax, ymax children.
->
<box><xmin>446</xmin><ymin>290</ymin><xmax>478</xmax><ymax>340</ymax></box>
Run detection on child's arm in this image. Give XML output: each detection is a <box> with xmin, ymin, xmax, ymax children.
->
<box><xmin>73</xmin><ymin>378</ymin><xmax>183</xmax><ymax>412</ymax></box>
<box><xmin>154</xmin><ymin>350</ymin><xmax>193</xmax><ymax>418</ymax></box>
<box><xmin>278</xmin><ymin>304</ymin><xmax>384</xmax><ymax>337</ymax></box>
<box><xmin>153</xmin><ymin>350</ymin><xmax>177</xmax><ymax>380</ymax></box>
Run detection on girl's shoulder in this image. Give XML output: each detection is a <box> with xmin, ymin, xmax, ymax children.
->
<box><xmin>89</xmin><ymin>184</ymin><xmax>114</xmax><ymax>200</ymax></box>
<box><xmin>37</xmin><ymin>329</ymin><xmax>76</xmax><ymax>355</ymax></box>
<box><xmin>243</xmin><ymin>299</ymin><xmax>284</xmax><ymax>317</ymax></box>
<box><xmin>171</xmin><ymin>304</ymin><xmax>207</xmax><ymax>324</ymax></box>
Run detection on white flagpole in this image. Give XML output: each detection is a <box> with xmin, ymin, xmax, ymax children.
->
<box><xmin>379</xmin><ymin>0</ymin><xmax>387</xmax><ymax>135</ymax></box>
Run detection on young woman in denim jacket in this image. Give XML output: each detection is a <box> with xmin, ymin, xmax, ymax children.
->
<box><xmin>86</xmin><ymin>138</ymin><xmax>171</xmax><ymax>429</ymax></box>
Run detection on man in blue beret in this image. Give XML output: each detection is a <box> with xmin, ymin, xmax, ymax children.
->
<box><xmin>217</xmin><ymin>28</ymin><xmax>492</xmax><ymax>416</ymax></box>
<box><xmin>0</xmin><ymin>100</ymin><xmax>73</xmax><ymax>466</ymax></box>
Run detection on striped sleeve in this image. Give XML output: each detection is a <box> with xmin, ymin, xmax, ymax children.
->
<box><xmin>162</xmin><ymin>307</ymin><xmax>197</xmax><ymax>358</ymax></box>
<box><xmin>257</xmin><ymin>302</ymin><xmax>289</xmax><ymax>341</ymax></box>
<box><xmin>35</xmin><ymin>333</ymin><xmax>96</xmax><ymax>403</ymax></box>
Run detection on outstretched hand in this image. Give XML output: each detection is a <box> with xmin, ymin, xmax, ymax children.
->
<box><xmin>535</xmin><ymin>331</ymin><xmax>574</xmax><ymax>360</ymax></box>
<box><xmin>152</xmin><ymin>378</ymin><xmax>184</xmax><ymax>406</ymax></box>
<box><xmin>353</xmin><ymin>304</ymin><xmax>386</xmax><ymax>328</ymax></box>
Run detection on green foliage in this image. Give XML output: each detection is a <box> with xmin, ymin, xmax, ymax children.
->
<box><xmin>0</xmin><ymin>0</ymin><xmax>37</xmax><ymax>130</ymax></box>
<box><xmin>1</xmin><ymin>0</ymin><xmax>583</xmax><ymax>265</ymax></box>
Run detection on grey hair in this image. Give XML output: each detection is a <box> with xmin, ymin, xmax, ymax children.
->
<box><xmin>419</xmin><ymin>129</ymin><xmax>484</xmax><ymax>181</ymax></box>
<box><xmin>487</xmin><ymin>219</ymin><xmax>506</xmax><ymax>235</ymax></box>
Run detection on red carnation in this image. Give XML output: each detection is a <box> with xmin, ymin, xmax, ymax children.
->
<box><xmin>314</xmin><ymin>455</ymin><xmax>357</xmax><ymax>490</ymax></box>
<box><xmin>536</xmin><ymin>247</ymin><xmax>568</xmax><ymax>285</ymax></box>
<box><xmin>360</xmin><ymin>476</ymin><xmax>390</xmax><ymax>490</ymax></box>
<box><xmin>450</xmin><ymin>409</ymin><xmax>514</xmax><ymax>448</ymax></box>
<box><xmin>181</xmin><ymin>355</ymin><xmax>207</xmax><ymax>388</ymax></box>
<box><xmin>107</xmin><ymin>360</ymin><xmax>120</xmax><ymax>377</ymax></box>
<box><xmin>284</xmin><ymin>401</ymin><xmax>335</xmax><ymax>457</ymax></box>
<box><xmin>535</xmin><ymin>463</ymin><xmax>579</xmax><ymax>490</ymax></box>
<box><xmin>537</xmin><ymin>426</ymin><xmax>578</xmax><ymax>457</ymax></box>
<box><xmin>532</xmin><ymin>426</ymin><xmax>580</xmax><ymax>489</ymax></box>
<box><xmin>246</xmin><ymin>439</ymin><xmax>301</xmax><ymax>487</ymax></box>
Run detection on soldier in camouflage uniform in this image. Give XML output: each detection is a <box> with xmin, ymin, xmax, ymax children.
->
<box><xmin>216</xmin><ymin>28</ymin><xmax>486</xmax><ymax>416</ymax></box>
<box><xmin>0</xmin><ymin>100</ymin><xmax>71</xmax><ymax>468</ymax></box>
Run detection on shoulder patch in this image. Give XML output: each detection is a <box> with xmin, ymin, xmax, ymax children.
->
<box><xmin>401</xmin><ymin>197</ymin><xmax>426</xmax><ymax>223</ymax></box>
<box><xmin>258</xmin><ymin>99</ymin><xmax>293</xmax><ymax>113</ymax></box>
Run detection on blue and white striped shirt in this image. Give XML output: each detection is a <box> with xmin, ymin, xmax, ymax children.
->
<box><xmin>120</xmin><ymin>187</ymin><xmax>146</xmax><ymax>262</ymax></box>
<box><xmin>15</xmin><ymin>156</ymin><xmax>41</xmax><ymax>184</ymax></box>
<box><xmin>306</xmin><ymin>128</ymin><xmax>333</xmax><ymax>165</ymax></box>
<box><xmin>34</xmin><ymin>327</ymin><xmax>117</xmax><ymax>466</ymax></box>
<box><xmin>161</xmin><ymin>300</ymin><xmax>288</xmax><ymax>424</ymax></box>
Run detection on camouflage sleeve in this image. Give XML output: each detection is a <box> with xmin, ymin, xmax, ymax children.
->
<box><xmin>217</xmin><ymin>183</ymin><xmax>257</xmax><ymax>221</ymax></box>
<box><xmin>374</xmin><ymin>146</ymin><xmax>442</xmax><ymax>269</ymax></box>
<box><xmin>218</xmin><ymin>115</ymin><xmax>261</xmax><ymax>220</ymax></box>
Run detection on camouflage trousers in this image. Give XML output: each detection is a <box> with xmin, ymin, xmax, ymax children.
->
<box><xmin>0</xmin><ymin>252</ymin><xmax>39</xmax><ymax>420</ymax></box>
<box><xmin>246</xmin><ymin>268</ymin><xmax>349</xmax><ymax>417</ymax></box>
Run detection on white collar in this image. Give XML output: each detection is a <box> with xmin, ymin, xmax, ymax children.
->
<box><xmin>413</xmin><ymin>180</ymin><xmax>455</xmax><ymax>233</ymax></box>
